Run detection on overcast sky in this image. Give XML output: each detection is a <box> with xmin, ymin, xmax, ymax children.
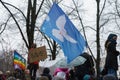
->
<box><xmin>0</xmin><ymin>0</ymin><xmax>120</xmax><ymax>69</ymax></box>
<box><xmin>0</xmin><ymin>0</ymin><xmax>105</xmax><ymax>59</ymax></box>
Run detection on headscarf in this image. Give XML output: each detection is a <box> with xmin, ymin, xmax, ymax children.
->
<box><xmin>107</xmin><ymin>34</ymin><xmax>117</xmax><ymax>41</ymax></box>
<box><xmin>105</xmin><ymin>34</ymin><xmax>117</xmax><ymax>49</ymax></box>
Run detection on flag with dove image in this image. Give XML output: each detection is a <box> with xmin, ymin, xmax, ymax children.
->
<box><xmin>40</xmin><ymin>2</ymin><xmax>86</xmax><ymax>63</ymax></box>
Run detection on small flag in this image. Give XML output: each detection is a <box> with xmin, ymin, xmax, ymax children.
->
<box><xmin>13</xmin><ymin>51</ymin><xmax>26</xmax><ymax>70</ymax></box>
<box><xmin>40</xmin><ymin>3</ymin><xmax>86</xmax><ymax>63</ymax></box>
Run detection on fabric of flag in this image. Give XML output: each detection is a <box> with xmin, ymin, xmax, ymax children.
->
<box><xmin>13</xmin><ymin>51</ymin><xmax>26</xmax><ymax>70</ymax></box>
<box><xmin>40</xmin><ymin>3</ymin><xmax>86</xmax><ymax>63</ymax></box>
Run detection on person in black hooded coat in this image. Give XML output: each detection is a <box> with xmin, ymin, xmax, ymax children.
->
<box><xmin>74</xmin><ymin>52</ymin><xmax>95</xmax><ymax>80</ymax></box>
<box><xmin>104</xmin><ymin>33</ymin><xmax>120</xmax><ymax>78</ymax></box>
<box><xmin>41</xmin><ymin>67</ymin><xmax>52</xmax><ymax>80</ymax></box>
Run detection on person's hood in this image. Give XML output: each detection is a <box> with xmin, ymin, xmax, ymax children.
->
<box><xmin>43</xmin><ymin>67</ymin><xmax>50</xmax><ymax>74</ymax></box>
<box><xmin>107</xmin><ymin>34</ymin><xmax>117</xmax><ymax>40</ymax></box>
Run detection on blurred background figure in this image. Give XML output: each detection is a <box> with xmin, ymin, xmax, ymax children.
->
<box><xmin>5</xmin><ymin>71</ymin><xmax>11</xmax><ymax>79</ymax></box>
<box><xmin>7</xmin><ymin>76</ymin><xmax>16</xmax><ymax>80</ymax></box>
<box><xmin>53</xmin><ymin>68</ymin><xmax>69</xmax><ymax>80</ymax></box>
<box><xmin>68</xmin><ymin>68</ymin><xmax>76</xmax><ymax>80</ymax></box>
<box><xmin>74</xmin><ymin>52</ymin><xmax>95</xmax><ymax>80</ymax></box>
<box><xmin>52</xmin><ymin>76</ymin><xmax>65</xmax><ymax>80</ymax></box>
<box><xmin>24</xmin><ymin>69</ymin><xmax>31</xmax><ymax>80</ymax></box>
<box><xmin>41</xmin><ymin>67</ymin><xmax>52</xmax><ymax>80</ymax></box>
<box><xmin>0</xmin><ymin>71</ymin><xmax>5</xmax><ymax>80</ymax></box>
<box><xmin>103</xmin><ymin>74</ymin><xmax>117</xmax><ymax>80</ymax></box>
<box><xmin>36</xmin><ymin>76</ymin><xmax>49</xmax><ymax>80</ymax></box>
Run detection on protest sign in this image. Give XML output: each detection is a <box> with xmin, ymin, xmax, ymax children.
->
<box><xmin>29</xmin><ymin>46</ymin><xmax>47</xmax><ymax>63</ymax></box>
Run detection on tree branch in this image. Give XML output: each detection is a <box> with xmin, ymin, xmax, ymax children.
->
<box><xmin>0</xmin><ymin>0</ymin><xmax>29</xmax><ymax>48</ymax></box>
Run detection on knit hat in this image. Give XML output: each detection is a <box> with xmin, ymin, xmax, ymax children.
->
<box><xmin>83</xmin><ymin>74</ymin><xmax>91</xmax><ymax>80</ymax></box>
<box><xmin>56</xmin><ymin>72</ymin><xmax>66</xmax><ymax>79</ymax></box>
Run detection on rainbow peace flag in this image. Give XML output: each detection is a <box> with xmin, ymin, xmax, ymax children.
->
<box><xmin>13</xmin><ymin>51</ymin><xmax>26</xmax><ymax>70</ymax></box>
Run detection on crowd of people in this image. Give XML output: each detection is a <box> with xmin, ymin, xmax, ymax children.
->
<box><xmin>0</xmin><ymin>69</ymin><xmax>30</xmax><ymax>80</ymax></box>
<box><xmin>0</xmin><ymin>33</ymin><xmax>120</xmax><ymax>80</ymax></box>
<box><xmin>0</xmin><ymin>52</ymin><xmax>96</xmax><ymax>80</ymax></box>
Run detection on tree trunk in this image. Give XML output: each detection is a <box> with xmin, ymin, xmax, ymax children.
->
<box><xmin>96</xmin><ymin>0</ymin><xmax>101</xmax><ymax>80</ymax></box>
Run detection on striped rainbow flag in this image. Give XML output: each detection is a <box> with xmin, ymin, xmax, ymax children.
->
<box><xmin>13</xmin><ymin>51</ymin><xmax>26</xmax><ymax>70</ymax></box>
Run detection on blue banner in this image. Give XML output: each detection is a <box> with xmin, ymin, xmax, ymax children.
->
<box><xmin>40</xmin><ymin>3</ymin><xmax>86</xmax><ymax>63</ymax></box>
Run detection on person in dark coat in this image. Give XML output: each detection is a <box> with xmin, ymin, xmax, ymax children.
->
<box><xmin>68</xmin><ymin>69</ymin><xmax>76</xmax><ymax>80</ymax></box>
<box><xmin>27</xmin><ymin>43</ymin><xmax>39</xmax><ymax>80</ymax></box>
<box><xmin>0</xmin><ymin>71</ymin><xmax>6</xmax><ymax>80</ymax></box>
<box><xmin>41</xmin><ymin>67</ymin><xmax>52</xmax><ymax>80</ymax></box>
<box><xmin>104</xmin><ymin>33</ymin><xmax>120</xmax><ymax>78</ymax></box>
<box><xmin>74</xmin><ymin>52</ymin><xmax>95</xmax><ymax>80</ymax></box>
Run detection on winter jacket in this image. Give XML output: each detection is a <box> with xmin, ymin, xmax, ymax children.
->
<box><xmin>104</xmin><ymin>34</ymin><xmax>120</xmax><ymax>70</ymax></box>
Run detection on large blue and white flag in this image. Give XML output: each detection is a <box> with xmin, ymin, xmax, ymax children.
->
<box><xmin>40</xmin><ymin>3</ymin><xmax>86</xmax><ymax>63</ymax></box>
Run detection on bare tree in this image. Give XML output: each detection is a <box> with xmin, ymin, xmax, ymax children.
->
<box><xmin>0</xmin><ymin>0</ymin><xmax>88</xmax><ymax>61</ymax></box>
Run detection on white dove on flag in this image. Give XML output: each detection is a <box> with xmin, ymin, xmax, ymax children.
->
<box><xmin>52</xmin><ymin>15</ymin><xmax>77</xmax><ymax>43</ymax></box>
